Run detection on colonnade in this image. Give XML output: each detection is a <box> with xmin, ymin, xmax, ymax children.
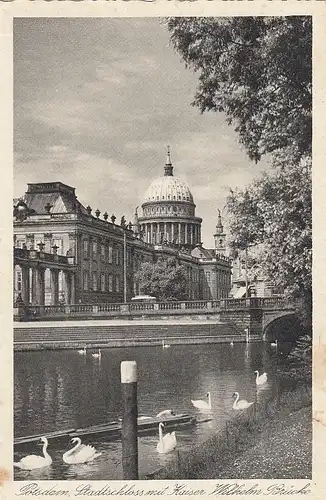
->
<box><xmin>140</xmin><ymin>221</ymin><xmax>201</xmax><ymax>246</ymax></box>
<box><xmin>15</xmin><ymin>264</ymin><xmax>75</xmax><ymax>306</ymax></box>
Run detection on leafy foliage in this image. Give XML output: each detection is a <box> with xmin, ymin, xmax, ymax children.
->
<box><xmin>135</xmin><ymin>257</ymin><xmax>188</xmax><ymax>301</ymax></box>
<box><xmin>166</xmin><ymin>16</ymin><xmax>312</xmax><ymax>162</ymax></box>
<box><xmin>281</xmin><ymin>334</ymin><xmax>312</xmax><ymax>385</ymax></box>
<box><xmin>226</xmin><ymin>154</ymin><xmax>312</xmax><ymax>326</ymax></box>
<box><xmin>167</xmin><ymin>16</ymin><xmax>312</xmax><ymax>328</ymax></box>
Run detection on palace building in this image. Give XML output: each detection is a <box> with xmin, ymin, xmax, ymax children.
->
<box><xmin>13</xmin><ymin>149</ymin><xmax>232</xmax><ymax>306</ymax></box>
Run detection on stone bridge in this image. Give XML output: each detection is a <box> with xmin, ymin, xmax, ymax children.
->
<box><xmin>218</xmin><ymin>297</ymin><xmax>299</xmax><ymax>339</ymax></box>
<box><xmin>14</xmin><ymin>294</ymin><xmax>300</xmax><ymax>340</ymax></box>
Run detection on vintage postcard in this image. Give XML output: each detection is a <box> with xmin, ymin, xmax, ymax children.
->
<box><xmin>0</xmin><ymin>0</ymin><xmax>325</xmax><ymax>499</ymax></box>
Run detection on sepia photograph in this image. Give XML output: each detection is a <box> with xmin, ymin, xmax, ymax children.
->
<box><xmin>12</xmin><ymin>15</ymin><xmax>312</xmax><ymax>482</ymax></box>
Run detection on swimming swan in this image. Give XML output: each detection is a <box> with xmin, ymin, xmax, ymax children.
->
<box><xmin>14</xmin><ymin>437</ymin><xmax>52</xmax><ymax>470</ymax></box>
<box><xmin>156</xmin><ymin>422</ymin><xmax>177</xmax><ymax>454</ymax></box>
<box><xmin>156</xmin><ymin>410</ymin><xmax>175</xmax><ymax>419</ymax></box>
<box><xmin>63</xmin><ymin>437</ymin><xmax>102</xmax><ymax>464</ymax></box>
<box><xmin>271</xmin><ymin>340</ymin><xmax>278</xmax><ymax>347</ymax></box>
<box><xmin>191</xmin><ymin>392</ymin><xmax>212</xmax><ymax>411</ymax></box>
<box><xmin>92</xmin><ymin>349</ymin><xmax>101</xmax><ymax>359</ymax></box>
<box><xmin>162</xmin><ymin>340</ymin><xmax>170</xmax><ymax>349</ymax></box>
<box><xmin>254</xmin><ymin>370</ymin><xmax>268</xmax><ymax>386</ymax></box>
<box><xmin>78</xmin><ymin>346</ymin><xmax>87</xmax><ymax>355</ymax></box>
<box><xmin>232</xmin><ymin>392</ymin><xmax>254</xmax><ymax>410</ymax></box>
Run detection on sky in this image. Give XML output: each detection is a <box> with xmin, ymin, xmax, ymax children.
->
<box><xmin>14</xmin><ymin>17</ymin><xmax>269</xmax><ymax>247</ymax></box>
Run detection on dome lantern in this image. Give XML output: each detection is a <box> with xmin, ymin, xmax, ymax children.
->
<box><xmin>164</xmin><ymin>145</ymin><xmax>173</xmax><ymax>177</ymax></box>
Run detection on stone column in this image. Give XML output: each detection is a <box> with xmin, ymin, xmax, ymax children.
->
<box><xmin>31</xmin><ymin>267</ymin><xmax>38</xmax><ymax>305</ymax></box>
<box><xmin>50</xmin><ymin>269</ymin><xmax>59</xmax><ymax>305</ymax></box>
<box><xmin>185</xmin><ymin>223</ymin><xmax>188</xmax><ymax>244</ymax></box>
<box><xmin>172</xmin><ymin>222</ymin><xmax>175</xmax><ymax>243</ymax></box>
<box><xmin>164</xmin><ymin>222</ymin><xmax>167</xmax><ymax>242</ymax></box>
<box><xmin>44</xmin><ymin>233</ymin><xmax>53</xmax><ymax>253</ymax></box>
<box><xmin>21</xmin><ymin>266</ymin><xmax>30</xmax><ymax>304</ymax></box>
<box><xmin>36</xmin><ymin>268</ymin><xmax>45</xmax><ymax>305</ymax></box>
<box><xmin>178</xmin><ymin>222</ymin><xmax>182</xmax><ymax>245</ymax></box>
<box><xmin>70</xmin><ymin>274</ymin><xmax>76</xmax><ymax>304</ymax></box>
<box><xmin>190</xmin><ymin>225</ymin><xmax>193</xmax><ymax>246</ymax></box>
<box><xmin>62</xmin><ymin>271</ymin><xmax>70</xmax><ymax>304</ymax></box>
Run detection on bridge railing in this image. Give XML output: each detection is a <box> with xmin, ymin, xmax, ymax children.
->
<box><xmin>15</xmin><ymin>295</ymin><xmax>294</xmax><ymax>320</ymax></box>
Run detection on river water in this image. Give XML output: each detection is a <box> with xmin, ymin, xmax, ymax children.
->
<box><xmin>14</xmin><ymin>341</ymin><xmax>283</xmax><ymax>480</ymax></box>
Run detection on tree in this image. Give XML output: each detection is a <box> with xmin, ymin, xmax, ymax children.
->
<box><xmin>135</xmin><ymin>257</ymin><xmax>189</xmax><ymax>301</ymax></box>
<box><xmin>226</xmin><ymin>153</ymin><xmax>312</xmax><ymax>328</ymax></box>
<box><xmin>166</xmin><ymin>16</ymin><xmax>311</xmax><ymax>162</ymax></box>
<box><xmin>167</xmin><ymin>16</ymin><xmax>312</xmax><ymax>329</ymax></box>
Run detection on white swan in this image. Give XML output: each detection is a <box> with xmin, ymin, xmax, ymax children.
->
<box><xmin>162</xmin><ymin>340</ymin><xmax>170</xmax><ymax>349</ymax></box>
<box><xmin>230</xmin><ymin>341</ymin><xmax>234</xmax><ymax>346</ymax></box>
<box><xmin>63</xmin><ymin>437</ymin><xmax>102</xmax><ymax>464</ymax></box>
<box><xmin>78</xmin><ymin>346</ymin><xmax>86</xmax><ymax>355</ymax></box>
<box><xmin>191</xmin><ymin>392</ymin><xmax>212</xmax><ymax>411</ymax></box>
<box><xmin>271</xmin><ymin>340</ymin><xmax>278</xmax><ymax>347</ymax></box>
<box><xmin>156</xmin><ymin>422</ymin><xmax>177</xmax><ymax>454</ymax></box>
<box><xmin>156</xmin><ymin>409</ymin><xmax>175</xmax><ymax>419</ymax></box>
<box><xmin>14</xmin><ymin>437</ymin><xmax>52</xmax><ymax>470</ymax></box>
<box><xmin>254</xmin><ymin>370</ymin><xmax>268</xmax><ymax>386</ymax></box>
<box><xmin>232</xmin><ymin>392</ymin><xmax>254</xmax><ymax>410</ymax></box>
<box><xmin>92</xmin><ymin>349</ymin><xmax>101</xmax><ymax>359</ymax></box>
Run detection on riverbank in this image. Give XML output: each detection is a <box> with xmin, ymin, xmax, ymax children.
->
<box><xmin>14</xmin><ymin>318</ymin><xmax>248</xmax><ymax>350</ymax></box>
<box><xmin>146</xmin><ymin>385</ymin><xmax>312</xmax><ymax>479</ymax></box>
<box><xmin>206</xmin><ymin>405</ymin><xmax>311</xmax><ymax>479</ymax></box>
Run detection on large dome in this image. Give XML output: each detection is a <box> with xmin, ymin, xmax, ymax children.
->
<box><xmin>138</xmin><ymin>147</ymin><xmax>202</xmax><ymax>248</ymax></box>
<box><xmin>143</xmin><ymin>175</ymin><xmax>194</xmax><ymax>204</ymax></box>
<box><xmin>142</xmin><ymin>147</ymin><xmax>194</xmax><ymax>205</ymax></box>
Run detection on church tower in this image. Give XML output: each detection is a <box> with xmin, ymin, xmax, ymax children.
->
<box><xmin>214</xmin><ymin>209</ymin><xmax>226</xmax><ymax>256</ymax></box>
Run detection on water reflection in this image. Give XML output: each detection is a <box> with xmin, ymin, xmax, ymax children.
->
<box><xmin>14</xmin><ymin>342</ymin><xmax>280</xmax><ymax>480</ymax></box>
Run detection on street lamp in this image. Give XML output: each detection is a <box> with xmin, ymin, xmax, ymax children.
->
<box><xmin>123</xmin><ymin>229</ymin><xmax>127</xmax><ymax>303</ymax></box>
<box><xmin>244</xmin><ymin>246</ymin><xmax>249</xmax><ymax>299</ymax></box>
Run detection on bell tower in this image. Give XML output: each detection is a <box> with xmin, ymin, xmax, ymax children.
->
<box><xmin>214</xmin><ymin>209</ymin><xmax>226</xmax><ymax>256</ymax></box>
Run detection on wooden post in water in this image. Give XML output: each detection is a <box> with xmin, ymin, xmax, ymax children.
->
<box><xmin>121</xmin><ymin>360</ymin><xmax>138</xmax><ymax>479</ymax></box>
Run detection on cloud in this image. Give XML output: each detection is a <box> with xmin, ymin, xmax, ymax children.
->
<box><xmin>14</xmin><ymin>17</ymin><xmax>271</xmax><ymax>247</ymax></box>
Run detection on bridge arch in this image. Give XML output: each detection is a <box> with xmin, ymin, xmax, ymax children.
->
<box><xmin>263</xmin><ymin>312</ymin><xmax>305</xmax><ymax>342</ymax></box>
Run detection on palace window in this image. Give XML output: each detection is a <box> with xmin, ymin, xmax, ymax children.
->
<box><xmin>115</xmin><ymin>248</ymin><xmax>120</xmax><ymax>265</ymax></box>
<box><xmin>92</xmin><ymin>241</ymin><xmax>97</xmax><ymax>259</ymax></box>
<box><xmin>116</xmin><ymin>276</ymin><xmax>120</xmax><ymax>293</ymax></box>
<box><xmin>16</xmin><ymin>269</ymin><xmax>22</xmax><ymax>292</ymax></box>
<box><xmin>100</xmin><ymin>273</ymin><xmax>105</xmax><ymax>292</ymax></box>
<box><xmin>108</xmin><ymin>245</ymin><xmax>113</xmax><ymax>264</ymax></box>
<box><xmin>100</xmin><ymin>244</ymin><xmax>105</xmax><ymax>261</ymax></box>
<box><xmin>127</xmin><ymin>248</ymin><xmax>131</xmax><ymax>266</ymax></box>
<box><xmin>53</xmin><ymin>238</ymin><xmax>63</xmax><ymax>255</ymax></box>
<box><xmin>205</xmin><ymin>271</ymin><xmax>211</xmax><ymax>282</ymax></box>
<box><xmin>92</xmin><ymin>272</ymin><xmax>97</xmax><ymax>291</ymax></box>
<box><xmin>83</xmin><ymin>271</ymin><xmax>89</xmax><ymax>291</ymax></box>
<box><xmin>83</xmin><ymin>239</ymin><xmax>89</xmax><ymax>258</ymax></box>
<box><xmin>16</xmin><ymin>239</ymin><xmax>25</xmax><ymax>249</ymax></box>
<box><xmin>108</xmin><ymin>274</ymin><xmax>113</xmax><ymax>292</ymax></box>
